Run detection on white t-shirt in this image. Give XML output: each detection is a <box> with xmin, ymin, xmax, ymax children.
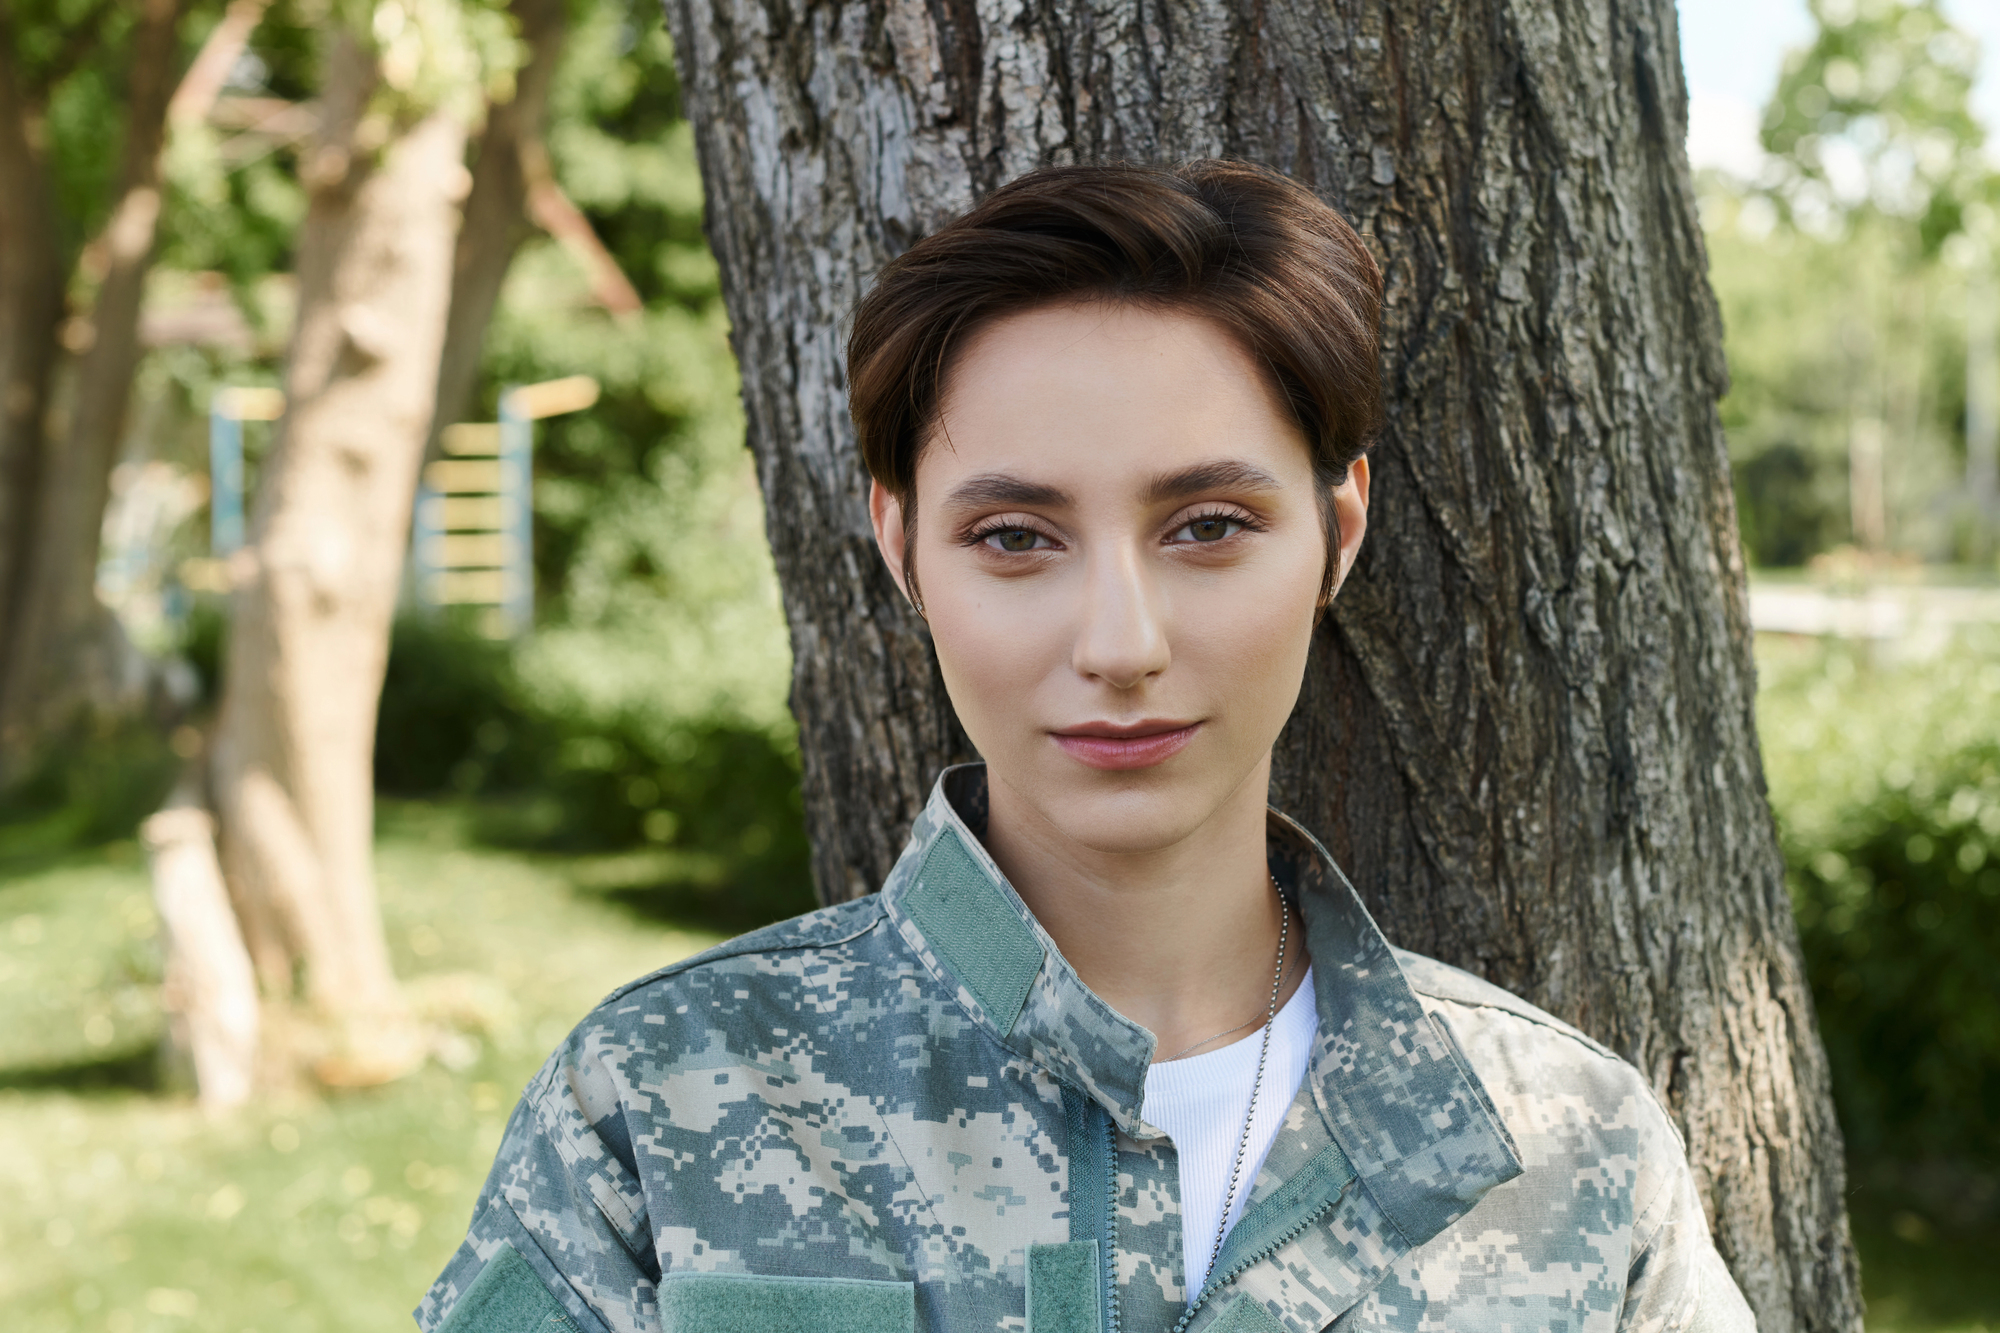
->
<box><xmin>1141</xmin><ymin>967</ymin><xmax>1318</xmax><ymax>1298</ymax></box>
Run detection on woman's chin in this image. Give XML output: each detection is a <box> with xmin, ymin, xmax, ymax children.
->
<box><xmin>997</xmin><ymin>760</ymin><xmax>1251</xmax><ymax>857</ymax></box>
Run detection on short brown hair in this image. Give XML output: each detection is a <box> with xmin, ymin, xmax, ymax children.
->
<box><xmin>846</xmin><ymin>159</ymin><xmax>1383</xmax><ymax>601</ymax></box>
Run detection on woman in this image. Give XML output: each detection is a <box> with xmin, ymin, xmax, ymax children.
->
<box><xmin>419</xmin><ymin>161</ymin><xmax>1755</xmax><ymax>1333</ymax></box>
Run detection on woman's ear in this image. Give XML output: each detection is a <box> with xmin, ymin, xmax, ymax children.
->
<box><xmin>1327</xmin><ymin>454</ymin><xmax>1371</xmax><ymax>599</ymax></box>
<box><xmin>868</xmin><ymin>479</ymin><xmax>916</xmax><ymax>606</ymax></box>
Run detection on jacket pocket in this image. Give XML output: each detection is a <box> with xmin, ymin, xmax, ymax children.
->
<box><xmin>657</xmin><ymin>1272</ymin><xmax>917</xmax><ymax>1333</ymax></box>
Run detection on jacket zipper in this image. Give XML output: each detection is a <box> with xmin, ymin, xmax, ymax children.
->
<box><xmin>1168</xmin><ymin>1191</ymin><xmax>1344</xmax><ymax>1333</ymax></box>
<box><xmin>1102</xmin><ymin>1109</ymin><xmax>1121</xmax><ymax>1333</ymax></box>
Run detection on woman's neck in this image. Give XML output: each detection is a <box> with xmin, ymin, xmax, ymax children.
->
<box><xmin>980</xmin><ymin>759</ymin><xmax>1311</xmax><ymax>1063</ymax></box>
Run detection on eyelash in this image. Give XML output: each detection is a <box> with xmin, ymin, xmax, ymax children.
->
<box><xmin>1169</xmin><ymin>507</ymin><xmax>1265</xmax><ymax>543</ymax></box>
<box><xmin>961</xmin><ymin>506</ymin><xmax>1265</xmax><ymax>551</ymax></box>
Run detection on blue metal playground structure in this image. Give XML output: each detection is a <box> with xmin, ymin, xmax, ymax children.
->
<box><xmin>206</xmin><ymin>376</ymin><xmax>598</xmax><ymax>637</ymax></box>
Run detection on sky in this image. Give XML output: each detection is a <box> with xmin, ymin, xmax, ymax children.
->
<box><xmin>1677</xmin><ymin>0</ymin><xmax>2000</xmax><ymax>175</ymax></box>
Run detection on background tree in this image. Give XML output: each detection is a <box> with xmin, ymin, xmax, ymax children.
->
<box><xmin>1759</xmin><ymin>0</ymin><xmax>1990</xmax><ymax>249</ymax></box>
<box><xmin>119</xmin><ymin>0</ymin><xmax>800</xmax><ymax>1101</ymax></box>
<box><xmin>1710</xmin><ymin>0</ymin><xmax>1998</xmax><ymax>567</ymax></box>
<box><xmin>427</xmin><ymin>0</ymin><xmax>571</xmax><ymax>455</ymax></box>
<box><xmin>662</xmin><ymin>1</ymin><xmax>1860</xmax><ymax>1331</ymax></box>
<box><xmin>195</xmin><ymin>0</ymin><xmax>518</xmax><ymax>1087</ymax></box>
<box><xmin>0</xmin><ymin>0</ymin><xmax>203</xmax><ymax>785</ymax></box>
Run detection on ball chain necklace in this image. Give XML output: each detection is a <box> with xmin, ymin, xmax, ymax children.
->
<box><xmin>1158</xmin><ymin>943</ymin><xmax>1300</xmax><ymax>1062</ymax></box>
<box><xmin>1183</xmin><ymin>874</ymin><xmax>1290</xmax><ymax>1288</ymax></box>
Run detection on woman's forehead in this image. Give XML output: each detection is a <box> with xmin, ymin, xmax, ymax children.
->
<box><xmin>921</xmin><ymin>302</ymin><xmax>1314</xmax><ymax>499</ymax></box>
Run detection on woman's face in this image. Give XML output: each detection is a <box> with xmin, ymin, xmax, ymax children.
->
<box><xmin>870</xmin><ymin>301</ymin><xmax>1369</xmax><ymax>857</ymax></box>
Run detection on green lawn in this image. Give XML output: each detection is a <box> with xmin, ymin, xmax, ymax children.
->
<box><xmin>0</xmin><ymin>794</ymin><xmax>1993</xmax><ymax>1331</ymax></box>
<box><xmin>0</xmin><ymin>804</ymin><xmax>720</xmax><ymax>1333</ymax></box>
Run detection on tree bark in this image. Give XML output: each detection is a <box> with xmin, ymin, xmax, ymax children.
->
<box><xmin>0</xmin><ymin>0</ymin><xmax>188</xmax><ymax>776</ymax></box>
<box><xmin>208</xmin><ymin>31</ymin><xmax>464</xmax><ymax>1086</ymax></box>
<box><xmin>426</xmin><ymin>0</ymin><xmax>568</xmax><ymax>454</ymax></box>
<box><xmin>661</xmin><ymin>0</ymin><xmax>1861</xmax><ymax>1329</ymax></box>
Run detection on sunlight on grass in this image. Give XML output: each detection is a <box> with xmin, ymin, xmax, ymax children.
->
<box><xmin>0</xmin><ymin>803</ymin><xmax>719</xmax><ymax>1332</ymax></box>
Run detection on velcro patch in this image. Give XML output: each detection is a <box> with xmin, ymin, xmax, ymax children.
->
<box><xmin>656</xmin><ymin>1272</ymin><xmax>916</xmax><ymax>1333</ymax></box>
<box><xmin>900</xmin><ymin>827</ymin><xmax>1044</xmax><ymax>1035</ymax></box>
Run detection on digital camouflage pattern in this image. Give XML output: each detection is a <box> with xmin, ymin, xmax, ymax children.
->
<box><xmin>419</xmin><ymin>766</ymin><xmax>1756</xmax><ymax>1333</ymax></box>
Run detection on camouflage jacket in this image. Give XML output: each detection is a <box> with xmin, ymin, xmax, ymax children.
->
<box><xmin>420</xmin><ymin>766</ymin><xmax>1756</xmax><ymax>1333</ymax></box>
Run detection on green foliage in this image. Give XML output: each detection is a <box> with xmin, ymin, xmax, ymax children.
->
<box><xmin>0</xmin><ymin>716</ymin><xmax>180</xmax><ymax>857</ymax></box>
<box><xmin>3</xmin><ymin>0</ymin><xmax>225</xmax><ymax>259</ymax></box>
<box><xmin>1788</xmin><ymin>748</ymin><xmax>2000</xmax><ymax>1169</ymax></box>
<box><xmin>373</xmin><ymin>615</ymin><xmax>530</xmax><ymax>796</ymax></box>
<box><xmin>176</xmin><ymin>595</ymin><xmax>230</xmax><ymax>705</ymax></box>
<box><xmin>1700</xmin><ymin>0</ymin><xmax>1999</xmax><ymax>569</ymax></box>
<box><xmin>1761</xmin><ymin>0</ymin><xmax>1991</xmax><ymax>250</ymax></box>
<box><xmin>357</xmin><ymin>0</ymin><xmax>521</xmax><ymax>125</ymax></box>
<box><xmin>373</xmin><ymin>615</ymin><xmax>813</xmax><ymax>929</ymax></box>
<box><xmin>1759</xmin><ymin>636</ymin><xmax>2000</xmax><ymax>1180</ymax></box>
<box><xmin>1705</xmin><ymin>197</ymin><xmax>1972</xmax><ymax>565</ymax></box>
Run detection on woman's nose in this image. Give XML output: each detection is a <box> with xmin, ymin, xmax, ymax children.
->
<box><xmin>1071</xmin><ymin>543</ymin><xmax>1170</xmax><ymax>690</ymax></box>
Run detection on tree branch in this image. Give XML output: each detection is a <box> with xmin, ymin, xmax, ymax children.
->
<box><xmin>521</xmin><ymin>138</ymin><xmax>642</xmax><ymax>320</ymax></box>
<box><xmin>168</xmin><ymin>0</ymin><xmax>270</xmax><ymax>129</ymax></box>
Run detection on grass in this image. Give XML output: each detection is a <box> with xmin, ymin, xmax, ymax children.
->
<box><xmin>0</xmin><ymin>802</ymin><xmax>720</xmax><ymax>1333</ymax></box>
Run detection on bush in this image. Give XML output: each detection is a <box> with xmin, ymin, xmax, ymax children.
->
<box><xmin>372</xmin><ymin>616</ymin><xmax>814</xmax><ymax>929</ymax></box>
<box><xmin>1786</xmin><ymin>749</ymin><xmax>2000</xmax><ymax>1171</ymax></box>
<box><xmin>373</xmin><ymin>614</ymin><xmax>537</xmax><ymax>797</ymax></box>
<box><xmin>0</xmin><ymin>714</ymin><xmax>181</xmax><ymax>853</ymax></box>
<box><xmin>1758</xmin><ymin>635</ymin><xmax>2000</xmax><ymax>1191</ymax></box>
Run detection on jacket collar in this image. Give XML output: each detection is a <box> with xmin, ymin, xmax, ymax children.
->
<box><xmin>879</xmin><ymin>765</ymin><xmax>1522</xmax><ymax>1249</ymax></box>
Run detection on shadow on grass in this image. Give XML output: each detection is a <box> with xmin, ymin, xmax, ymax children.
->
<box><xmin>593</xmin><ymin>881</ymin><xmax>784</xmax><ymax>936</ymax></box>
<box><xmin>0</xmin><ymin>1044</ymin><xmax>161</xmax><ymax>1094</ymax></box>
<box><xmin>555</xmin><ymin>844</ymin><xmax>812</xmax><ymax>936</ymax></box>
<box><xmin>585</xmin><ymin>869</ymin><xmax>790</xmax><ymax>937</ymax></box>
<box><xmin>372</xmin><ymin>798</ymin><xmax>816</xmax><ymax>938</ymax></box>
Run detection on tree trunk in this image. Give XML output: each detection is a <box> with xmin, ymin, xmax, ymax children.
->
<box><xmin>143</xmin><ymin>790</ymin><xmax>260</xmax><ymax>1113</ymax></box>
<box><xmin>0</xmin><ymin>0</ymin><xmax>188</xmax><ymax>776</ymax></box>
<box><xmin>208</xmin><ymin>31</ymin><xmax>465</xmax><ymax>1086</ymax></box>
<box><xmin>426</xmin><ymin>0</ymin><xmax>567</xmax><ymax>454</ymax></box>
<box><xmin>661</xmin><ymin>0</ymin><xmax>1861</xmax><ymax>1329</ymax></box>
<box><xmin>0</xmin><ymin>45</ymin><xmax>69</xmax><ymax>771</ymax></box>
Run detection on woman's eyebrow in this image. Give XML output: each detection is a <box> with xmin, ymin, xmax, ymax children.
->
<box><xmin>1144</xmin><ymin>460</ymin><xmax>1285</xmax><ymax>503</ymax></box>
<box><xmin>942</xmin><ymin>474</ymin><xmax>1074</xmax><ymax>512</ymax></box>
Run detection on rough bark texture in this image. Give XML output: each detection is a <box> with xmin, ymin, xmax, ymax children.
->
<box><xmin>426</xmin><ymin>0</ymin><xmax>567</xmax><ymax>454</ymax></box>
<box><xmin>0</xmin><ymin>0</ymin><xmax>187</xmax><ymax>775</ymax></box>
<box><xmin>660</xmin><ymin>0</ymin><xmax>1861</xmax><ymax>1329</ymax></box>
<box><xmin>208</xmin><ymin>32</ymin><xmax>463</xmax><ymax>1085</ymax></box>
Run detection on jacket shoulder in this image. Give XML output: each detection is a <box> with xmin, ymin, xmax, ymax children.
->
<box><xmin>1391</xmin><ymin>945</ymin><xmax>1620</xmax><ymax>1064</ymax></box>
<box><xmin>1391</xmin><ymin>945</ymin><xmax>1693</xmax><ymax>1174</ymax></box>
<box><xmin>591</xmin><ymin>894</ymin><xmax>891</xmax><ymax>1011</ymax></box>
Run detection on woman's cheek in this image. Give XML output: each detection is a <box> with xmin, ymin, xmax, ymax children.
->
<box><xmin>932</xmin><ymin>603</ymin><xmax>1048</xmax><ymax>747</ymax></box>
<box><xmin>1178</xmin><ymin>567</ymin><xmax>1317</xmax><ymax>711</ymax></box>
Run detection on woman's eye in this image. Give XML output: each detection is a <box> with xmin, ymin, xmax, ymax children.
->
<box><xmin>1175</xmin><ymin>517</ymin><xmax>1243</xmax><ymax>543</ymax></box>
<box><xmin>986</xmin><ymin>528</ymin><xmax>1044</xmax><ymax>553</ymax></box>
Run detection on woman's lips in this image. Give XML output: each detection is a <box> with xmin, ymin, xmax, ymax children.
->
<box><xmin>1052</xmin><ymin>722</ymin><xmax>1201</xmax><ymax>770</ymax></box>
